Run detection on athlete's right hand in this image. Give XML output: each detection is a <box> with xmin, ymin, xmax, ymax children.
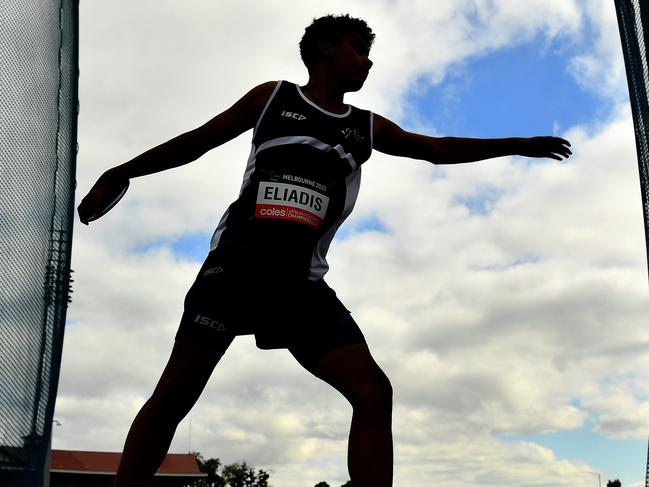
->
<box><xmin>77</xmin><ymin>169</ymin><xmax>129</xmax><ymax>225</ymax></box>
<box><xmin>518</xmin><ymin>136</ymin><xmax>572</xmax><ymax>161</ymax></box>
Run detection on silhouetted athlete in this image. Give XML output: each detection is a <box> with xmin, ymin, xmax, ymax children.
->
<box><xmin>78</xmin><ymin>14</ymin><xmax>572</xmax><ymax>487</ymax></box>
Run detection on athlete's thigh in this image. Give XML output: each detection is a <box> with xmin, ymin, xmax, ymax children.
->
<box><xmin>151</xmin><ymin>336</ymin><xmax>234</xmax><ymax>409</ymax></box>
<box><xmin>313</xmin><ymin>343</ymin><xmax>391</xmax><ymax>402</ymax></box>
<box><xmin>287</xmin><ymin>312</ymin><xmax>366</xmax><ymax>374</ymax></box>
<box><xmin>287</xmin><ymin>314</ymin><xmax>389</xmax><ymax>402</ymax></box>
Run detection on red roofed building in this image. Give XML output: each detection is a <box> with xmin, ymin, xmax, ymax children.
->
<box><xmin>49</xmin><ymin>449</ymin><xmax>206</xmax><ymax>487</ymax></box>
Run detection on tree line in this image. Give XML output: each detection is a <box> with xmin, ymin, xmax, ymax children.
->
<box><xmin>187</xmin><ymin>452</ymin><xmax>352</xmax><ymax>486</ymax></box>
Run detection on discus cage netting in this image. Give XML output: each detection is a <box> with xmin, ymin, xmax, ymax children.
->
<box><xmin>615</xmin><ymin>0</ymin><xmax>649</xmax><ymax>280</ymax></box>
<box><xmin>0</xmin><ymin>1</ymin><xmax>78</xmax><ymax>486</ymax></box>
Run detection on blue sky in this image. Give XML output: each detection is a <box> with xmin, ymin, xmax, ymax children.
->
<box><xmin>408</xmin><ymin>32</ymin><xmax>613</xmax><ymax>139</ymax></box>
<box><xmin>419</xmin><ymin>29</ymin><xmax>644</xmax><ymax>487</ymax></box>
<box><xmin>408</xmin><ymin>27</ymin><xmax>642</xmax><ymax>486</ymax></box>
<box><xmin>502</xmin><ymin>428</ymin><xmax>646</xmax><ymax>485</ymax></box>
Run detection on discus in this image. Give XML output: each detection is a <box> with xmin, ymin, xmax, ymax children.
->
<box><xmin>78</xmin><ymin>178</ymin><xmax>129</xmax><ymax>225</ymax></box>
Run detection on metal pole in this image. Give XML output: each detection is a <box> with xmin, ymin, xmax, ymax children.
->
<box><xmin>645</xmin><ymin>436</ymin><xmax>649</xmax><ymax>487</ymax></box>
<box><xmin>583</xmin><ymin>470</ymin><xmax>602</xmax><ymax>487</ymax></box>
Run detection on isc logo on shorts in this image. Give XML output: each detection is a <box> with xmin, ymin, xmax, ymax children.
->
<box><xmin>255</xmin><ymin>181</ymin><xmax>329</xmax><ymax>230</ymax></box>
<box><xmin>203</xmin><ymin>266</ymin><xmax>224</xmax><ymax>277</ymax></box>
<box><xmin>194</xmin><ymin>314</ymin><xmax>226</xmax><ymax>331</ymax></box>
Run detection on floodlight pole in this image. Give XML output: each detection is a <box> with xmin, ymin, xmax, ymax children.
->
<box><xmin>583</xmin><ymin>470</ymin><xmax>602</xmax><ymax>487</ymax></box>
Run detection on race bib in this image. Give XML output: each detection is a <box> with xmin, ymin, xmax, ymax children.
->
<box><xmin>255</xmin><ymin>181</ymin><xmax>329</xmax><ymax>230</ymax></box>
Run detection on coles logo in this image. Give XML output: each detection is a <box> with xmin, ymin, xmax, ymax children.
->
<box><xmin>255</xmin><ymin>181</ymin><xmax>329</xmax><ymax>230</ymax></box>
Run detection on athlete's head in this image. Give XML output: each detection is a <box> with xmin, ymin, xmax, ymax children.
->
<box><xmin>300</xmin><ymin>14</ymin><xmax>375</xmax><ymax>90</ymax></box>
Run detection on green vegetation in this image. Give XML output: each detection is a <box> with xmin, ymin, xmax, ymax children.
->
<box><xmin>188</xmin><ymin>452</ymin><xmax>353</xmax><ymax>486</ymax></box>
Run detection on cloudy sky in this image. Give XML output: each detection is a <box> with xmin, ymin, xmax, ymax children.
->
<box><xmin>54</xmin><ymin>0</ymin><xmax>649</xmax><ymax>486</ymax></box>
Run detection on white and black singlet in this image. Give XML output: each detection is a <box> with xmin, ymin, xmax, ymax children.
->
<box><xmin>210</xmin><ymin>80</ymin><xmax>373</xmax><ymax>281</ymax></box>
<box><xmin>177</xmin><ymin>81</ymin><xmax>373</xmax><ymax>352</ymax></box>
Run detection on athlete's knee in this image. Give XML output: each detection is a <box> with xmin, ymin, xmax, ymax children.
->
<box><xmin>146</xmin><ymin>388</ymin><xmax>195</xmax><ymax>423</ymax></box>
<box><xmin>348</xmin><ymin>375</ymin><xmax>393</xmax><ymax>415</ymax></box>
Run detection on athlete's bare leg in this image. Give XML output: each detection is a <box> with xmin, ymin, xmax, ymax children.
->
<box><xmin>294</xmin><ymin>343</ymin><xmax>393</xmax><ymax>487</ymax></box>
<box><xmin>113</xmin><ymin>337</ymin><xmax>231</xmax><ymax>487</ymax></box>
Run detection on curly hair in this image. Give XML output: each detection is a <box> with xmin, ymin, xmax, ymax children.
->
<box><xmin>299</xmin><ymin>14</ymin><xmax>375</xmax><ymax>71</ymax></box>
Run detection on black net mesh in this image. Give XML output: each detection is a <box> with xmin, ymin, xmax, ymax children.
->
<box><xmin>0</xmin><ymin>1</ymin><xmax>78</xmax><ymax>486</ymax></box>
<box><xmin>615</xmin><ymin>0</ymin><xmax>649</xmax><ymax>279</ymax></box>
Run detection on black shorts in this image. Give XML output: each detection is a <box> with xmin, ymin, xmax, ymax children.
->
<box><xmin>175</xmin><ymin>246</ymin><xmax>366</xmax><ymax>371</ymax></box>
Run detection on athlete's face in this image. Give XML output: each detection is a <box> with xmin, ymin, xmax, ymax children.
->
<box><xmin>331</xmin><ymin>32</ymin><xmax>373</xmax><ymax>92</ymax></box>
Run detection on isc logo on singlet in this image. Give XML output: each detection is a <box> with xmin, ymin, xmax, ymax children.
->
<box><xmin>255</xmin><ymin>181</ymin><xmax>329</xmax><ymax>230</ymax></box>
<box><xmin>281</xmin><ymin>110</ymin><xmax>307</xmax><ymax>121</ymax></box>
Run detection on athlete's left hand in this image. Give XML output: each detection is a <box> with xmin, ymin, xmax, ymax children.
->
<box><xmin>519</xmin><ymin>136</ymin><xmax>572</xmax><ymax>161</ymax></box>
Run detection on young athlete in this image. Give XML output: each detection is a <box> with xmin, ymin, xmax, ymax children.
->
<box><xmin>78</xmin><ymin>14</ymin><xmax>572</xmax><ymax>487</ymax></box>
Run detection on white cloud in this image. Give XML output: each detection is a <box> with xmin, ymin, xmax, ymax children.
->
<box><xmin>566</xmin><ymin>0</ymin><xmax>629</xmax><ymax>101</ymax></box>
<box><xmin>47</xmin><ymin>1</ymin><xmax>649</xmax><ymax>485</ymax></box>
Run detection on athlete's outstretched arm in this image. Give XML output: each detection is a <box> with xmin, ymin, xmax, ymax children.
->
<box><xmin>373</xmin><ymin>113</ymin><xmax>572</xmax><ymax>164</ymax></box>
<box><xmin>78</xmin><ymin>81</ymin><xmax>276</xmax><ymax>222</ymax></box>
<box><xmin>108</xmin><ymin>81</ymin><xmax>277</xmax><ymax>180</ymax></box>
